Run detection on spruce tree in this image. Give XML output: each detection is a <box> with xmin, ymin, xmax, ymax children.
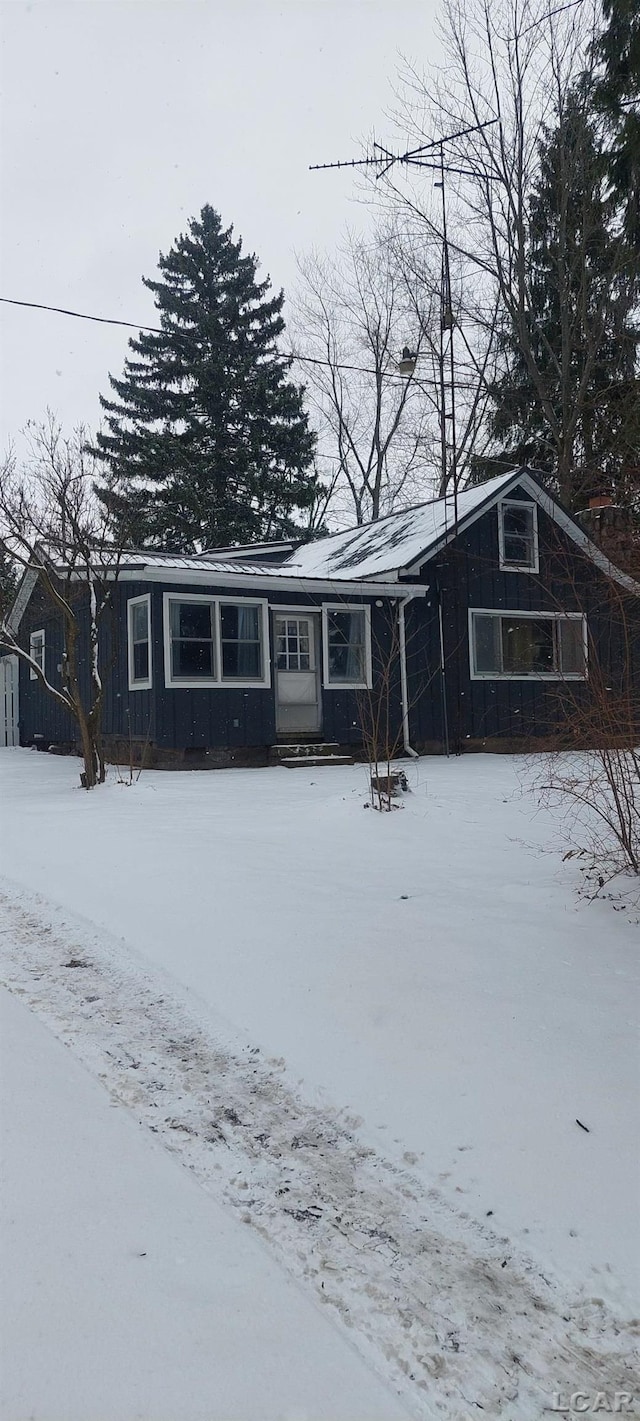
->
<box><xmin>473</xmin><ymin>88</ymin><xmax>639</xmax><ymax>509</ymax></box>
<box><xmin>593</xmin><ymin>0</ymin><xmax>640</xmax><ymax>243</ymax></box>
<box><xmin>0</xmin><ymin>550</ymin><xmax>17</xmax><ymax>622</ymax></box>
<box><xmin>94</xmin><ymin>206</ymin><xmax>317</xmax><ymax>550</ymax></box>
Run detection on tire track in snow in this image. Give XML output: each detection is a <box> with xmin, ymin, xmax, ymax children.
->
<box><xmin>0</xmin><ymin>883</ymin><xmax>637</xmax><ymax>1420</ymax></box>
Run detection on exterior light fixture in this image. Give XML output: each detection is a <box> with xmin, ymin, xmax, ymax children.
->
<box><xmin>397</xmin><ymin>346</ymin><xmax>417</xmax><ymax>376</ymax></box>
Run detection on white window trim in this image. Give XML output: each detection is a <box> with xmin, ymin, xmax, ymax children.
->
<box><xmin>29</xmin><ymin>628</ymin><xmax>45</xmax><ymax>680</ymax></box>
<box><xmin>218</xmin><ymin>597</ymin><xmax>271</xmax><ymax>687</ymax></box>
<box><xmin>272</xmin><ymin>608</ymin><xmax>319</xmax><ymax>673</ymax></box>
<box><xmin>468</xmin><ymin>607</ymin><xmax>588</xmax><ymax>681</ymax></box>
<box><xmin>162</xmin><ymin>592</ymin><xmax>271</xmax><ymax>690</ymax></box>
<box><xmin>498</xmin><ymin>499</ymin><xmax>539</xmax><ymax>574</ymax></box>
<box><xmin>127</xmin><ymin>594</ymin><xmax>152</xmax><ymax>691</ymax></box>
<box><xmin>322</xmin><ymin>603</ymin><xmax>373</xmax><ymax>690</ymax></box>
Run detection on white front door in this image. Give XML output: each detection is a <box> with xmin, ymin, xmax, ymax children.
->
<box><xmin>0</xmin><ymin>655</ymin><xmax>19</xmax><ymax>747</ymax></box>
<box><xmin>274</xmin><ymin>613</ymin><xmax>322</xmax><ymax>735</ymax></box>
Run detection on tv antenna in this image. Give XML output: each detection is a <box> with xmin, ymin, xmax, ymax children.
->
<box><xmin>310</xmin><ymin>119</ymin><xmax>498</xmax><ymax>526</ymax></box>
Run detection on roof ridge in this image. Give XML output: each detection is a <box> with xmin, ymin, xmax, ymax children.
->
<box><xmin>282</xmin><ymin>469</ymin><xmax>520</xmax><ymax>564</ymax></box>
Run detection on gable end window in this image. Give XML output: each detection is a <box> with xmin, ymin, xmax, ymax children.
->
<box><xmin>322</xmin><ymin>606</ymin><xmax>372</xmax><ymax>688</ymax></box>
<box><xmin>127</xmin><ymin>595</ymin><xmax>152</xmax><ymax>690</ymax></box>
<box><xmin>162</xmin><ymin>595</ymin><xmax>269</xmax><ymax>688</ymax></box>
<box><xmin>498</xmin><ymin>500</ymin><xmax>539</xmax><ymax>572</ymax></box>
<box><xmin>469</xmin><ymin>609</ymin><xmax>587</xmax><ymax>680</ymax></box>
<box><xmin>29</xmin><ymin>629</ymin><xmax>45</xmax><ymax>680</ymax></box>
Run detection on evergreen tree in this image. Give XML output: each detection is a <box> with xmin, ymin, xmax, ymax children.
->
<box><xmin>472</xmin><ymin>88</ymin><xmax>639</xmax><ymax>509</ymax></box>
<box><xmin>593</xmin><ymin>0</ymin><xmax>640</xmax><ymax>242</ymax></box>
<box><xmin>93</xmin><ymin>206</ymin><xmax>317</xmax><ymax>550</ymax></box>
<box><xmin>0</xmin><ymin>550</ymin><xmax>17</xmax><ymax>622</ymax></box>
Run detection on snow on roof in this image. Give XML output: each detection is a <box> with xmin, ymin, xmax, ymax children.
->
<box><xmin>112</xmin><ymin>472</ymin><xmax>518</xmax><ymax>582</ymax></box>
<box><xmin>279</xmin><ymin>471</ymin><xmax>518</xmax><ymax>580</ymax></box>
<box><xmin>116</xmin><ymin>551</ymin><xmax>279</xmax><ymax>576</ymax></box>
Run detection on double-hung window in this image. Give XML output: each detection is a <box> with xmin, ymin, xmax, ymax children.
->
<box><xmin>470</xmin><ymin>610</ymin><xmax>586</xmax><ymax>679</ymax></box>
<box><xmin>29</xmin><ymin>629</ymin><xmax>45</xmax><ymax>680</ymax></box>
<box><xmin>323</xmin><ymin>606</ymin><xmax>371</xmax><ymax>688</ymax></box>
<box><xmin>220</xmin><ymin>602</ymin><xmax>264</xmax><ymax>680</ymax></box>
<box><xmin>127</xmin><ymin>595</ymin><xmax>152</xmax><ymax>690</ymax></box>
<box><xmin>499</xmin><ymin>501</ymin><xmax>539</xmax><ymax>572</ymax></box>
<box><xmin>163</xmin><ymin>595</ymin><xmax>269</xmax><ymax>688</ymax></box>
<box><xmin>167</xmin><ymin>597</ymin><xmax>216</xmax><ymax>683</ymax></box>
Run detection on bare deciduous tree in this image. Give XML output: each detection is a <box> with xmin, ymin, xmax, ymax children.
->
<box><xmin>0</xmin><ymin>415</ymin><xmax>124</xmax><ymax>789</ymax></box>
<box><xmin>387</xmin><ymin>0</ymin><xmax>637</xmax><ymax>505</ymax></box>
<box><xmin>294</xmin><ymin>228</ymin><xmax>437</xmax><ymax>525</ymax></box>
<box><xmin>390</xmin><ymin>227</ymin><xmax>503</xmax><ymax>494</ymax></box>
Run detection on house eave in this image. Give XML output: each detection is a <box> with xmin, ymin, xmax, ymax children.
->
<box><xmin>399</xmin><ymin>470</ymin><xmax>640</xmax><ymax>594</ymax></box>
<box><xmin>118</xmin><ymin>566</ymin><xmax>423</xmax><ymax>598</ymax></box>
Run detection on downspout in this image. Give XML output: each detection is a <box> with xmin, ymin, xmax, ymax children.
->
<box><xmin>398</xmin><ymin>594</ymin><xmax>420</xmax><ymax>759</ymax></box>
<box><xmin>437</xmin><ymin>584</ymin><xmax>451</xmax><ymax>759</ymax></box>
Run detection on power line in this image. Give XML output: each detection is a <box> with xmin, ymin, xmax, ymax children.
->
<box><xmin>0</xmin><ymin>292</ymin><xmax>493</xmax><ymax>388</ymax></box>
<box><xmin>0</xmin><ymin>295</ymin><xmax>389</xmax><ymax>374</ymax></box>
<box><xmin>0</xmin><ymin>295</ymin><xmax>165</xmax><ymax>335</ymax></box>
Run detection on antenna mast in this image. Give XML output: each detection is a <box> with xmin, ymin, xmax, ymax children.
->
<box><xmin>310</xmin><ymin>119</ymin><xmax>497</xmax><ymax>528</ymax></box>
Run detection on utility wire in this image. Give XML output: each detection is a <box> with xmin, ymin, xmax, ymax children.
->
<box><xmin>0</xmin><ymin>293</ymin><xmax>492</xmax><ymax>388</ymax></box>
<box><xmin>0</xmin><ymin>295</ymin><xmax>389</xmax><ymax>374</ymax></box>
<box><xmin>0</xmin><ymin>295</ymin><xmax>164</xmax><ymax>335</ymax></box>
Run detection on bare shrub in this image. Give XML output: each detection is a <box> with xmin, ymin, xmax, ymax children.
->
<box><xmin>532</xmin><ymin>580</ymin><xmax>640</xmax><ymax>883</ymax></box>
<box><xmin>0</xmin><ymin>415</ymin><xmax>126</xmax><ymax>789</ymax></box>
<box><xmin>357</xmin><ymin>600</ymin><xmax>435</xmax><ymax>811</ymax></box>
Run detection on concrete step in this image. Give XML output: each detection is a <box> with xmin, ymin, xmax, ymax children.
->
<box><xmin>279</xmin><ymin>754</ymin><xmax>354</xmax><ymax>769</ymax></box>
<box><xmin>272</xmin><ymin>742</ymin><xmax>341</xmax><ymax>759</ymax></box>
<box><xmin>275</xmin><ymin>740</ymin><xmax>340</xmax><ymax>751</ymax></box>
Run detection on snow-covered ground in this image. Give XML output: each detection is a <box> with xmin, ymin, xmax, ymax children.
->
<box><xmin>0</xmin><ymin>986</ymin><xmax>408</xmax><ymax>1421</ymax></box>
<box><xmin>0</xmin><ymin>748</ymin><xmax>638</xmax><ymax>1418</ymax></box>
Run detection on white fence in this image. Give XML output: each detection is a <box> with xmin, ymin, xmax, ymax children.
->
<box><xmin>0</xmin><ymin>655</ymin><xmax>19</xmax><ymax>746</ymax></box>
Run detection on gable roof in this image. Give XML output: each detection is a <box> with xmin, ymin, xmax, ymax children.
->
<box><xmin>277</xmin><ymin>468</ymin><xmax>638</xmax><ymax>593</ymax></box>
<box><xmin>5</xmin><ymin>467</ymin><xmax>638</xmax><ymax>634</ymax></box>
<box><xmin>279</xmin><ymin>471</ymin><xmax>517</xmax><ymax>581</ymax></box>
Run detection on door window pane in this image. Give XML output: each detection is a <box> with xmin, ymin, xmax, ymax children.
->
<box><xmin>327</xmin><ymin>610</ymin><xmax>366</xmax><ymax>684</ymax></box>
<box><xmin>275</xmin><ymin>616</ymin><xmax>314</xmax><ymax>671</ymax></box>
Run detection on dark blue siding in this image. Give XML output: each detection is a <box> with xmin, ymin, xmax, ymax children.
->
<box><xmin>18</xmin><ymin>578</ymin><xmax>403</xmax><ymax>757</ymax></box>
<box><xmin>14</xmin><ymin>486</ymin><xmax>639</xmax><ymax>760</ymax></box>
<box><xmin>412</xmin><ymin>489</ymin><xmax>640</xmax><ymax>748</ymax></box>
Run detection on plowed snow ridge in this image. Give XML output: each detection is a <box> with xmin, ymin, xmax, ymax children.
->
<box><xmin>1</xmin><ymin>881</ymin><xmax>637</xmax><ymax>1420</ymax></box>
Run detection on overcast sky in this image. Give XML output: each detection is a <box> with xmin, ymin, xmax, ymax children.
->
<box><xmin>1</xmin><ymin>0</ymin><xmax>439</xmax><ymax>456</ymax></box>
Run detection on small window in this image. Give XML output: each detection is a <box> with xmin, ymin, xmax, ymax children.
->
<box><xmin>499</xmin><ymin>501</ymin><xmax>539</xmax><ymax>571</ymax></box>
<box><xmin>275</xmin><ymin>616</ymin><xmax>312</xmax><ymax>671</ymax></box>
<box><xmin>470</xmin><ymin>610</ymin><xmax>586</xmax><ymax>679</ymax></box>
<box><xmin>168</xmin><ymin>599</ymin><xmax>216</xmax><ymax>682</ymax></box>
<box><xmin>324</xmin><ymin>607</ymin><xmax>370</xmax><ymax>687</ymax></box>
<box><xmin>220</xmin><ymin>603</ymin><xmax>264</xmax><ymax>681</ymax></box>
<box><xmin>29</xmin><ymin>629</ymin><xmax>45</xmax><ymax>680</ymax></box>
<box><xmin>127</xmin><ymin>596</ymin><xmax>152</xmax><ymax>690</ymax></box>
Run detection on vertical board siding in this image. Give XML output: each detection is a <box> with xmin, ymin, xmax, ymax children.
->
<box><xmin>17</xmin><ymin>587</ymin><xmax>75</xmax><ymax>746</ymax></box>
<box><xmin>431</xmin><ymin>493</ymin><xmax>640</xmax><ymax>746</ymax></box>
<box><xmin>13</xmin><ymin>491</ymin><xmax>639</xmax><ymax>760</ymax></box>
